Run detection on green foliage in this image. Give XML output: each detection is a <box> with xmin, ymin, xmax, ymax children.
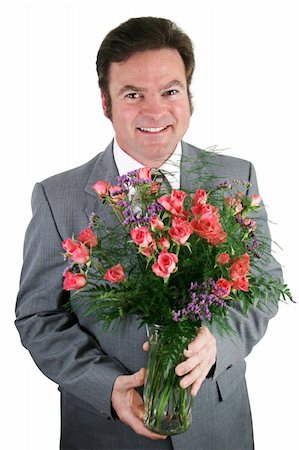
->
<box><xmin>63</xmin><ymin>163</ymin><xmax>294</xmax><ymax>366</ymax></box>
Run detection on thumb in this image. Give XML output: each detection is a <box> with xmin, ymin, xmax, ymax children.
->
<box><xmin>125</xmin><ymin>368</ymin><xmax>146</xmax><ymax>389</ymax></box>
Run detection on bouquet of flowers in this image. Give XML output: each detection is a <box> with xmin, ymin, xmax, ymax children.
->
<box><xmin>61</xmin><ymin>165</ymin><xmax>292</xmax><ymax>435</ymax></box>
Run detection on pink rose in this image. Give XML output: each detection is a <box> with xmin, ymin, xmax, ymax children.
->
<box><xmin>62</xmin><ymin>237</ymin><xmax>77</xmax><ymax>253</ymax></box>
<box><xmin>130</xmin><ymin>227</ymin><xmax>152</xmax><ymax>247</ymax></box>
<box><xmin>225</xmin><ymin>196</ymin><xmax>235</xmax><ymax>207</ymax></box>
<box><xmin>62</xmin><ymin>238</ymin><xmax>90</xmax><ymax>264</ymax></box>
<box><xmin>77</xmin><ymin>227</ymin><xmax>98</xmax><ymax>248</ymax></box>
<box><xmin>152</xmin><ymin>250</ymin><xmax>178</xmax><ymax>279</ymax></box>
<box><xmin>225</xmin><ymin>196</ymin><xmax>243</xmax><ymax>214</ymax></box>
<box><xmin>216</xmin><ymin>253</ymin><xmax>230</xmax><ymax>265</ymax></box>
<box><xmin>138</xmin><ymin>167</ymin><xmax>151</xmax><ymax>180</ymax></box>
<box><xmin>141</xmin><ymin>241</ymin><xmax>157</xmax><ymax>257</ymax></box>
<box><xmin>250</xmin><ymin>194</ymin><xmax>262</xmax><ymax>207</ymax></box>
<box><xmin>158</xmin><ymin>236</ymin><xmax>171</xmax><ymax>250</ymax></box>
<box><xmin>150</xmin><ymin>215</ymin><xmax>164</xmax><ymax>231</ymax></box>
<box><xmin>230</xmin><ymin>253</ymin><xmax>250</xmax><ymax>279</ymax></box>
<box><xmin>242</xmin><ymin>253</ymin><xmax>250</xmax><ymax>265</ymax></box>
<box><xmin>104</xmin><ymin>264</ymin><xmax>125</xmax><ymax>283</ymax></box>
<box><xmin>193</xmin><ymin>189</ymin><xmax>207</xmax><ymax>206</ymax></box>
<box><xmin>213</xmin><ymin>278</ymin><xmax>232</xmax><ymax>298</ymax></box>
<box><xmin>158</xmin><ymin>190</ymin><xmax>187</xmax><ymax>216</ymax></box>
<box><xmin>232</xmin><ymin>276</ymin><xmax>249</xmax><ymax>292</ymax></box>
<box><xmin>169</xmin><ymin>216</ymin><xmax>193</xmax><ymax>245</ymax></box>
<box><xmin>149</xmin><ymin>182</ymin><xmax>161</xmax><ymax>195</ymax></box>
<box><xmin>191</xmin><ymin>203</ymin><xmax>219</xmax><ymax>220</ymax></box>
<box><xmin>63</xmin><ymin>271</ymin><xmax>87</xmax><ymax>291</ymax></box>
<box><xmin>109</xmin><ymin>185</ymin><xmax>125</xmax><ymax>202</ymax></box>
<box><xmin>92</xmin><ymin>180</ymin><xmax>110</xmax><ymax>197</ymax></box>
<box><xmin>190</xmin><ymin>216</ymin><xmax>227</xmax><ymax>246</ymax></box>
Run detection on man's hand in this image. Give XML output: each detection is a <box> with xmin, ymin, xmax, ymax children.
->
<box><xmin>175</xmin><ymin>325</ymin><xmax>217</xmax><ymax>397</ymax></box>
<box><xmin>111</xmin><ymin>368</ymin><xmax>167</xmax><ymax>440</ymax></box>
<box><xmin>143</xmin><ymin>326</ymin><xmax>216</xmax><ymax>397</ymax></box>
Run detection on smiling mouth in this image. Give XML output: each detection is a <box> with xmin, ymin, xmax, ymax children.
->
<box><xmin>137</xmin><ymin>126</ymin><xmax>169</xmax><ymax>133</ymax></box>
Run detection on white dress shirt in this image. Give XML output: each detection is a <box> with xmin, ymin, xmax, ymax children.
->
<box><xmin>113</xmin><ymin>138</ymin><xmax>182</xmax><ymax>190</ymax></box>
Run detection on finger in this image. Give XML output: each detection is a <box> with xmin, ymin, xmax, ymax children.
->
<box><xmin>131</xmin><ymin>418</ymin><xmax>167</xmax><ymax>440</ymax></box>
<box><xmin>125</xmin><ymin>406</ymin><xmax>167</xmax><ymax>440</ymax></box>
<box><xmin>190</xmin><ymin>375</ymin><xmax>205</xmax><ymax>397</ymax></box>
<box><xmin>120</xmin><ymin>368</ymin><xmax>146</xmax><ymax>390</ymax></box>
<box><xmin>184</xmin><ymin>334</ymin><xmax>206</xmax><ymax>357</ymax></box>
<box><xmin>143</xmin><ymin>341</ymin><xmax>149</xmax><ymax>352</ymax></box>
<box><xmin>185</xmin><ymin>325</ymin><xmax>214</xmax><ymax>355</ymax></box>
<box><xmin>179</xmin><ymin>364</ymin><xmax>204</xmax><ymax>389</ymax></box>
<box><xmin>175</xmin><ymin>354</ymin><xmax>202</xmax><ymax>377</ymax></box>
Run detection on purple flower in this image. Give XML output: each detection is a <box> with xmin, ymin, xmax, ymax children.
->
<box><xmin>88</xmin><ymin>212</ymin><xmax>96</xmax><ymax>227</ymax></box>
<box><xmin>172</xmin><ymin>279</ymin><xmax>227</xmax><ymax>324</ymax></box>
<box><xmin>216</xmin><ymin>179</ymin><xmax>252</xmax><ymax>190</ymax></box>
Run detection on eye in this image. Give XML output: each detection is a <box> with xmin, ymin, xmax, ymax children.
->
<box><xmin>164</xmin><ymin>89</ymin><xmax>179</xmax><ymax>96</ymax></box>
<box><xmin>125</xmin><ymin>93</ymin><xmax>141</xmax><ymax>99</ymax></box>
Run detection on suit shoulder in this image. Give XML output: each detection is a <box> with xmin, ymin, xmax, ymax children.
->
<box><xmin>40</xmin><ymin>153</ymin><xmax>102</xmax><ymax>191</ymax></box>
<box><xmin>29</xmin><ymin>152</ymin><xmax>106</xmax><ymax>212</ymax></box>
<box><xmin>184</xmin><ymin>142</ymin><xmax>253</xmax><ymax>169</ymax></box>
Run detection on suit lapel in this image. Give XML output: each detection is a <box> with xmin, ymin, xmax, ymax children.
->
<box><xmin>180</xmin><ymin>141</ymin><xmax>205</xmax><ymax>192</ymax></box>
<box><xmin>180</xmin><ymin>141</ymin><xmax>222</xmax><ymax>192</ymax></box>
<box><xmin>84</xmin><ymin>140</ymin><xmax>121</xmax><ymax>230</ymax></box>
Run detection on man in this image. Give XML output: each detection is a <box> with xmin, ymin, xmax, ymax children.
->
<box><xmin>15</xmin><ymin>17</ymin><xmax>281</xmax><ymax>450</ymax></box>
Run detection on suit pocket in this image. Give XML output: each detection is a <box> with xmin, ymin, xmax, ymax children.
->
<box><xmin>216</xmin><ymin>360</ymin><xmax>246</xmax><ymax>402</ymax></box>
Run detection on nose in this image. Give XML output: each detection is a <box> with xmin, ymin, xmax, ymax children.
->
<box><xmin>140</xmin><ymin>95</ymin><xmax>167</xmax><ymax>119</ymax></box>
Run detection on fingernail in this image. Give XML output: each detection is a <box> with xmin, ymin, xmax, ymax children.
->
<box><xmin>180</xmin><ymin>379</ymin><xmax>188</xmax><ymax>388</ymax></box>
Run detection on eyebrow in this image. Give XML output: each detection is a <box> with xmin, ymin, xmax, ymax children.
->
<box><xmin>162</xmin><ymin>79</ymin><xmax>186</xmax><ymax>91</ymax></box>
<box><xmin>117</xmin><ymin>79</ymin><xmax>186</xmax><ymax>96</ymax></box>
<box><xmin>117</xmin><ymin>85</ymin><xmax>146</xmax><ymax>96</ymax></box>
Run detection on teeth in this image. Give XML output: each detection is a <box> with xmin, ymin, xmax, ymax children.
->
<box><xmin>139</xmin><ymin>126</ymin><xmax>167</xmax><ymax>133</ymax></box>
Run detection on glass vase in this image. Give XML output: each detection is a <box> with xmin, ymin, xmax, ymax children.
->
<box><xmin>143</xmin><ymin>324</ymin><xmax>193</xmax><ymax>436</ymax></box>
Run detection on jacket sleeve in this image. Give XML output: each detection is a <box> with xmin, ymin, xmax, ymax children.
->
<box><xmin>211</xmin><ymin>162</ymin><xmax>282</xmax><ymax>380</ymax></box>
<box><xmin>15</xmin><ymin>182</ymin><xmax>129</xmax><ymax>419</ymax></box>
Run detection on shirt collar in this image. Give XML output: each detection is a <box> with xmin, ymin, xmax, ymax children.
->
<box><xmin>113</xmin><ymin>138</ymin><xmax>182</xmax><ymax>189</ymax></box>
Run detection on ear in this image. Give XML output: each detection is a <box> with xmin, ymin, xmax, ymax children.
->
<box><xmin>101</xmin><ymin>90</ymin><xmax>109</xmax><ymax>118</ymax></box>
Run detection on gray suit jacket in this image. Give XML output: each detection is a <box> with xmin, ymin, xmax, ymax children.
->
<box><xmin>15</xmin><ymin>141</ymin><xmax>281</xmax><ymax>450</ymax></box>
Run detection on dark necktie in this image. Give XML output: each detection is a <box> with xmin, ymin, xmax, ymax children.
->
<box><xmin>151</xmin><ymin>169</ymin><xmax>172</xmax><ymax>194</ymax></box>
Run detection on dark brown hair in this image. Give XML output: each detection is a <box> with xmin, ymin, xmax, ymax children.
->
<box><xmin>96</xmin><ymin>17</ymin><xmax>195</xmax><ymax>119</ymax></box>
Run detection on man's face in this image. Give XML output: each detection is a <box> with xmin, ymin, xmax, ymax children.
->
<box><xmin>101</xmin><ymin>48</ymin><xmax>191</xmax><ymax>167</ymax></box>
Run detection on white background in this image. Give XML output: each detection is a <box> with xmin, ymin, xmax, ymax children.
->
<box><xmin>1</xmin><ymin>0</ymin><xmax>298</xmax><ymax>449</ymax></box>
